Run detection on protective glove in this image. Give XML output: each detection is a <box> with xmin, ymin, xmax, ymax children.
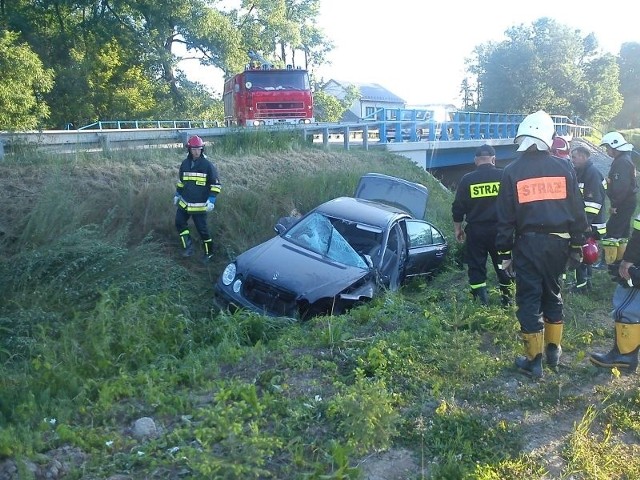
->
<box><xmin>205</xmin><ymin>196</ymin><xmax>216</xmax><ymax>212</ymax></box>
<box><xmin>567</xmin><ymin>244</ymin><xmax>583</xmax><ymax>270</ymax></box>
<box><xmin>173</xmin><ymin>194</ymin><xmax>180</xmax><ymax>206</ymax></box>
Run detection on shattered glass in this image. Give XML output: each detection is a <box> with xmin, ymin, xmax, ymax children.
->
<box><xmin>284</xmin><ymin>212</ymin><xmax>368</xmax><ymax>269</ymax></box>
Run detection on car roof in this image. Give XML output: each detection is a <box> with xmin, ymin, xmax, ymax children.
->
<box><xmin>315</xmin><ymin>197</ymin><xmax>411</xmax><ymax>228</ymax></box>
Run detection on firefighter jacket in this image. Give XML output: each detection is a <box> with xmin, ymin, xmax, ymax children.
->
<box><xmin>574</xmin><ymin>160</ymin><xmax>607</xmax><ymax>235</ymax></box>
<box><xmin>495</xmin><ymin>150</ymin><xmax>589</xmax><ymax>253</ymax></box>
<box><xmin>176</xmin><ymin>154</ymin><xmax>222</xmax><ymax>214</ymax></box>
<box><xmin>607</xmin><ymin>151</ymin><xmax>637</xmax><ymax>209</ymax></box>
<box><xmin>452</xmin><ymin>163</ymin><xmax>502</xmax><ymax>226</ymax></box>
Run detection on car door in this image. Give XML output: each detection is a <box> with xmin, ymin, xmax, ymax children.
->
<box><xmin>402</xmin><ymin>219</ymin><xmax>448</xmax><ymax>277</ymax></box>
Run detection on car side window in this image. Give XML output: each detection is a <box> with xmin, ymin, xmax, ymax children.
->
<box><xmin>406</xmin><ymin>220</ymin><xmax>444</xmax><ymax>248</ymax></box>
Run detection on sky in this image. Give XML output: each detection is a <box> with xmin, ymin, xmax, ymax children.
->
<box><xmin>181</xmin><ymin>0</ymin><xmax>638</xmax><ymax>107</ymax></box>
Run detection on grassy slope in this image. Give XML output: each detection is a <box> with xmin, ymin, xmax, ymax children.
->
<box><xmin>0</xmin><ymin>140</ymin><xmax>639</xmax><ymax>479</ymax></box>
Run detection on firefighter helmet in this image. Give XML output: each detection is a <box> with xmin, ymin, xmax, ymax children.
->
<box><xmin>515</xmin><ymin>110</ymin><xmax>555</xmax><ymax>152</ymax></box>
<box><xmin>551</xmin><ymin>137</ymin><xmax>570</xmax><ymax>160</ymax></box>
<box><xmin>582</xmin><ymin>239</ymin><xmax>599</xmax><ymax>265</ymax></box>
<box><xmin>600</xmin><ymin>132</ymin><xmax>633</xmax><ymax>152</ymax></box>
<box><xmin>186</xmin><ymin>135</ymin><xmax>205</xmax><ymax>149</ymax></box>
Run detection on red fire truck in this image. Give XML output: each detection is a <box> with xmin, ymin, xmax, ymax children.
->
<box><xmin>223</xmin><ymin>55</ymin><xmax>314</xmax><ymax>127</ymax></box>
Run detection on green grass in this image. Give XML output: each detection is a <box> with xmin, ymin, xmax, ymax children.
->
<box><xmin>1</xmin><ymin>140</ymin><xmax>639</xmax><ymax>478</ymax></box>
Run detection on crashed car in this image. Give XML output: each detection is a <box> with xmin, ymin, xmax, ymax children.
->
<box><xmin>214</xmin><ymin>173</ymin><xmax>449</xmax><ymax>318</ymax></box>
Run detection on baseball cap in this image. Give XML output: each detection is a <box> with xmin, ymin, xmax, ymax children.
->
<box><xmin>475</xmin><ymin>144</ymin><xmax>495</xmax><ymax>157</ymax></box>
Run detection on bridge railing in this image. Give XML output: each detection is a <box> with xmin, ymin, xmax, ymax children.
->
<box><xmin>364</xmin><ymin>108</ymin><xmax>588</xmax><ymax>143</ymax></box>
<box><xmin>0</xmin><ymin>110</ymin><xmax>594</xmax><ymax>159</ymax></box>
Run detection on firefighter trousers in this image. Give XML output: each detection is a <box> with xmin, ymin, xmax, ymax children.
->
<box><xmin>514</xmin><ymin>233</ymin><xmax>569</xmax><ymax>333</ymax></box>
<box><xmin>465</xmin><ymin>224</ymin><xmax>513</xmax><ymax>290</ymax></box>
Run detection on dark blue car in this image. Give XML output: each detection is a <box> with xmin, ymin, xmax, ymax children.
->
<box><xmin>215</xmin><ymin>173</ymin><xmax>449</xmax><ymax>318</ymax></box>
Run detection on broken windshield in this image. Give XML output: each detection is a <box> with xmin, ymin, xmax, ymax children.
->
<box><xmin>284</xmin><ymin>212</ymin><xmax>368</xmax><ymax>269</ymax></box>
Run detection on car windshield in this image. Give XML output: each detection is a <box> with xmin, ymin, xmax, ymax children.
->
<box><xmin>284</xmin><ymin>212</ymin><xmax>369</xmax><ymax>269</ymax></box>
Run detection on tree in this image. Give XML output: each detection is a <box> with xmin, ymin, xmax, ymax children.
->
<box><xmin>0</xmin><ymin>31</ymin><xmax>54</xmax><ymax>130</ymax></box>
<box><xmin>465</xmin><ymin>18</ymin><xmax>622</xmax><ymax>124</ymax></box>
<box><xmin>614</xmin><ymin>42</ymin><xmax>640</xmax><ymax>128</ymax></box>
<box><xmin>0</xmin><ymin>0</ymin><xmax>330</xmax><ymax>128</ymax></box>
<box><xmin>313</xmin><ymin>84</ymin><xmax>359</xmax><ymax>123</ymax></box>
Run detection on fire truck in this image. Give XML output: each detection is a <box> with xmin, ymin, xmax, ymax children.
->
<box><xmin>223</xmin><ymin>52</ymin><xmax>314</xmax><ymax>127</ymax></box>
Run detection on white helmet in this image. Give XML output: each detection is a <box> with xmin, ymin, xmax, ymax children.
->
<box><xmin>600</xmin><ymin>131</ymin><xmax>634</xmax><ymax>152</ymax></box>
<box><xmin>514</xmin><ymin>110</ymin><xmax>555</xmax><ymax>151</ymax></box>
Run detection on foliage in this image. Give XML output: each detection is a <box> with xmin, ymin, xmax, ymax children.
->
<box><xmin>0</xmin><ymin>0</ymin><xmax>330</xmax><ymax>128</ymax></box>
<box><xmin>466</xmin><ymin>17</ymin><xmax>622</xmax><ymax>123</ymax></box>
<box><xmin>1</xmin><ymin>143</ymin><xmax>640</xmax><ymax>478</ymax></box>
<box><xmin>313</xmin><ymin>84</ymin><xmax>360</xmax><ymax>122</ymax></box>
<box><xmin>0</xmin><ymin>30</ymin><xmax>54</xmax><ymax>130</ymax></box>
<box><xmin>615</xmin><ymin>42</ymin><xmax>640</xmax><ymax>129</ymax></box>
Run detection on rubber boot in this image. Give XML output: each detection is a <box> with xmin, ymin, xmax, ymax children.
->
<box><xmin>544</xmin><ymin>320</ymin><xmax>563</xmax><ymax>368</ymax></box>
<box><xmin>179</xmin><ymin>230</ymin><xmax>194</xmax><ymax>257</ymax></box>
<box><xmin>471</xmin><ymin>286</ymin><xmax>488</xmax><ymax>306</ymax></box>
<box><xmin>590</xmin><ymin>323</ymin><xmax>640</xmax><ymax>372</ymax></box>
<box><xmin>601</xmin><ymin>238</ymin><xmax>619</xmax><ymax>265</ymax></box>
<box><xmin>616</xmin><ymin>238</ymin><xmax>628</xmax><ymax>262</ymax></box>
<box><xmin>515</xmin><ymin>331</ymin><xmax>544</xmax><ymax>378</ymax></box>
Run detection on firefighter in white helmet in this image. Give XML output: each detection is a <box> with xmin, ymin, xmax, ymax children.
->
<box><xmin>495</xmin><ymin>110</ymin><xmax>588</xmax><ymax>378</ymax></box>
<box><xmin>600</xmin><ymin>132</ymin><xmax>637</xmax><ymax>266</ymax></box>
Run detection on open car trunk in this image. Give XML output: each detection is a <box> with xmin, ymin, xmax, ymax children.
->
<box><xmin>354</xmin><ymin>173</ymin><xmax>429</xmax><ymax>220</ymax></box>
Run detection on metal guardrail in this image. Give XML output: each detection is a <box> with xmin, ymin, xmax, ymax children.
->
<box><xmin>77</xmin><ymin>120</ymin><xmax>219</xmax><ymax>130</ymax></box>
<box><xmin>0</xmin><ymin>110</ymin><xmax>593</xmax><ymax>159</ymax></box>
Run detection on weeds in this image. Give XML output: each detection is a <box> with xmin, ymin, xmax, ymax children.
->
<box><xmin>0</xmin><ymin>144</ymin><xmax>635</xmax><ymax>478</ymax></box>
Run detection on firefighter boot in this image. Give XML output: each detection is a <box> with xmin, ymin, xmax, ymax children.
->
<box><xmin>471</xmin><ymin>286</ymin><xmax>488</xmax><ymax>306</ymax></box>
<box><xmin>590</xmin><ymin>323</ymin><xmax>640</xmax><ymax>372</ymax></box>
<box><xmin>616</xmin><ymin>238</ymin><xmax>628</xmax><ymax>262</ymax></box>
<box><xmin>515</xmin><ymin>331</ymin><xmax>544</xmax><ymax>378</ymax></box>
<box><xmin>544</xmin><ymin>320</ymin><xmax>563</xmax><ymax>369</ymax></box>
<box><xmin>179</xmin><ymin>230</ymin><xmax>194</xmax><ymax>257</ymax></box>
<box><xmin>601</xmin><ymin>238</ymin><xmax>619</xmax><ymax>265</ymax></box>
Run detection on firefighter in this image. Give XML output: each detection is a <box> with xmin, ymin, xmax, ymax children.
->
<box><xmin>495</xmin><ymin>110</ymin><xmax>588</xmax><ymax>378</ymax></box>
<box><xmin>600</xmin><ymin>132</ymin><xmax>637</xmax><ymax>266</ymax></box>
<box><xmin>570</xmin><ymin>145</ymin><xmax>607</xmax><ymax>293</ymax></box>
<box><xmin>590</xmin><ymin>213</ymin><xmax>640</xmax><ymax>372</ymax></box>
<box><xmin>174</xmin><ymin>135</ymin><xmax>222</xmax><ymax>259</ymax></box>
<box><xmin>551</xmin><ymin>136</ymin><xmax>571</xmax><ymax>161</ymax></box>
<box><xmin>452</xmin><ymin>144</ymin><xmax>513</xmax><ymax>306</ymax></box>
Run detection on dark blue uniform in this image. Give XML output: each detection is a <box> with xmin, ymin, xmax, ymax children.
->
<box><xmin>452</xmin><ymin>163</ymin><xmax>513</xmax><ymax>304</ymax></box>
<box><xmin>496</xmin><ymin>149</ymin><xmax>588</xmax><ymax>333</ymax></box>
<box><xmin>175</xmin><ymin>153</ymin><xmax>222</xmax><ymax>257</ymax></box>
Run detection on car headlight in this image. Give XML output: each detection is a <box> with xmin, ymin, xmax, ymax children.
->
<box><xmin>221</xmin><ymin>263</ymin><xmax>237</xmax><ymax>285</ymax></box>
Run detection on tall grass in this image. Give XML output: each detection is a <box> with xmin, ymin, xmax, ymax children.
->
<box><xmin>1</xmin><ymin>140</ymin><xmax>638</xmax><ymax>478</ymax></box>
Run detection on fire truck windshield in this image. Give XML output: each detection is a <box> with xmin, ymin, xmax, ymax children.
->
<box><xmin>244</xmin><ymin>71</ymin><xmax>309</xmax><ymax>90</ymax></box>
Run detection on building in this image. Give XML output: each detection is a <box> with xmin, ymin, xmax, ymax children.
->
<box><xmin>321</xmin><ymin>79</ymin><xmax>406</xmax><ymax>122</ymax></box>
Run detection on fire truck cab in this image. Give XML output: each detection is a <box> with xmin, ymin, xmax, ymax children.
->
<box><xmin>223</xmin><ymin>60</ymin><xmax>314</xmax><ymax>127</ymax></box>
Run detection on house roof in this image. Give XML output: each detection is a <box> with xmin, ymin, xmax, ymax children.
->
<box><xmin>324</xmin><ymin>79</ymin><xmax>406</xmax><ymax>104</ymax></box>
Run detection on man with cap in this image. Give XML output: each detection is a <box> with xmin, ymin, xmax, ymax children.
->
<box><xmin>495</xmin><ymin>111</ymin><xmax>588</xmax><ymax>378</ymax></box>
<box><xmin>452</xmin><ymin>144</ymin><xmax>514</xmax><ymax>306</ymax></box>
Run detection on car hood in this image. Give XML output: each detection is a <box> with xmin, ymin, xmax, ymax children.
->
<box><xmin>236</xmin><ymin>236</ymin><xmax>370</xmax><ymax>301</ymax></box>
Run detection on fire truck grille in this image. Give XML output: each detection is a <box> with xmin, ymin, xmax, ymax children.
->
<box><xmin>256</xmin><ymin>102</ymin><xmax>305</xmax><ymax>117</ymax></box>
<box><xmin>243</xmin><ymin>275</ymin><xmax>298</xmax><ymax>316</ymax></box>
